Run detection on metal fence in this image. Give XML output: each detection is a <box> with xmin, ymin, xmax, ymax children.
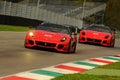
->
<box><xmin>0</xmin><ymin>1</ymin><xmax>82</xmax><ymax>28</ymax></box>
<box><xmin>0</xmin><ymin>1</ymin><xmax>106</xmax><ymax>28</ymax></box>
<box><xmin>76</xmin><ymin>3</ymin><xmax>106</xmax><ymax>18</ymax></box>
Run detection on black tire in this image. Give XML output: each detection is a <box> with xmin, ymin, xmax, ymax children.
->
<box><xmin>109</xmin><ymin>39</ymin><xmax>115</xmax><ymax>48</ymax></box>
<box><xmin>72</xmin><ymin>42</ymin><xmax>77</xmax><ymax>53</ymax></box>
<box><xmin>67</xmin><ymin>40</ymin><xmax>72</xmax><ymax>54</ymax></box>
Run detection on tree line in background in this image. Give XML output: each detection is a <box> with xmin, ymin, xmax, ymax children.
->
<box><xmin>105</xmin><ymin>0</ymin><xmax>120</xmax><ymax>30</ymax></box>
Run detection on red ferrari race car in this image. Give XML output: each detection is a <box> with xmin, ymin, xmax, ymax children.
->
<box><xmin>24</xmin><ymin>22</ymin><xmax>77</xmax><ymax>53</ymax></box>
<box><xmin>79</xmin><ymin>24</ymin><xmax>115</xmax><ymax>47</ymax></box>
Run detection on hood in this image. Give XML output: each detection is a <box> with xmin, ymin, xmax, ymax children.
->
<box><xmin>32</xmin><ymin>30</ymin><xmax>70</xmax><ymax>42</ymax></box>
<box><xmin>82</xmin><ymin>30</ymin><xmax>111</xmax><ymax>39</ymax></box>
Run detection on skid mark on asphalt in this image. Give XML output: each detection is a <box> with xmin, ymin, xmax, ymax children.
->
<box><xmin>0</xmin><ymin>54</ymin><xmax>120</xmax><ymax>80</ymax></box>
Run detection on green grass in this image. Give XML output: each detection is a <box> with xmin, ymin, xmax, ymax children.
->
<box><xmin>51</xmin><ymin>62</ymin><xmax>120</xmax><ymax>80</ymax></box>
<box><xmin>0</xmin><ymin>24</ymin><xmax>30</xmax><ymax>31</ymax></box>
<box><xmin>0</xmin><ymin>24</ymin><xmax>120</xmax><ymax>38</ymax></box>
<box><xmin>52</xmin><ymin>74</ymin><xmax>120</xmax><ymax>80</ymax></box>
<box><xmin>98</xmin><ymin>62</ymin><xmax>120</xmax><ymax>69</ymax></box>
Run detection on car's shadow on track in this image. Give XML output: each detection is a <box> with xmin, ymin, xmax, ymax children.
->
<box><xmin>24</xmin><ymin>46</ymin><xmax>73</xmax><ymax>54</ymax></box>
<box><xmin>110</xmin><ymin>46</ymin><xmax>120</xmax><ymax>50</ymax></box>
<box><xmin>79</xmin><ymin>42</ymin><xmax>120</xmax><ymax>49</ymax></box>
<box><xmin>79</xmin><ymin>42</ymin><xmax>103</xmax><ymax>47</ymax></box>
<box><xmin>24</xmin><ymin>42</ymin><xmax>120</xmax><ymax>54</ymax></box>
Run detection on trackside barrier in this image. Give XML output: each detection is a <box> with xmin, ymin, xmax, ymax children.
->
<box><xmin>0</xmin><ymin>1</ymin><xmax>82</xmax><ymax>28</ymax></box>
<box><xmin>0</xmin><ymin>1</ymin><xmax>106</xmax><ymax>29</ymax></box>
<box><xmin>77</xmin><ymin>3</ymin><xmax>106</xmax><ymax>18</ymax></box>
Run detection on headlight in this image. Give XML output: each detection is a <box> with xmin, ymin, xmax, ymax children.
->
<box><xmin>82</xmin><ymin>31</ymin><xmax>85</xmax><ymax>35</ymax></box>
<box><xmin>29</xmin><ymin>32</ymin><xmax>34</xmax><ymax>37</ymax></box>
<box><xmin>105</xmin><ymin>35</ymin><xmax>109</xmax><ymax>39</ymax></box>
<box><xmin>61</xmin><ymin>37</ymin><xmax>66</xmax><ymax>42</ymax></box>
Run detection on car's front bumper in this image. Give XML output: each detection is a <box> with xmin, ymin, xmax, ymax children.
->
<box><xmin>25</xmin><ymin>39</ymin><xmax>70</xmax><ymax>52</ymax></box>
<box><xmin>79</xmin><ymin>36</ymin><xmax>111</xmax><ymax>47</ymax></box>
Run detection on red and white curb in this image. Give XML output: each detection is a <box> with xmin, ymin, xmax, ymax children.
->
<box><xmin>0</xmin><ymin>54</ymin><xmax>120</xmax><ymax>80</ymax></box>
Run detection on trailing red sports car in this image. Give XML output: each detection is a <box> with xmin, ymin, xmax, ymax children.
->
<box><xmin>24</xmin><ymin>22</ymin><xmax>77</xmax><ymax>53</ymax></box>
<box><xmin>79</xmin><ymin>24</ymin><xmax>115</xmax><ymax>47</ymax></box>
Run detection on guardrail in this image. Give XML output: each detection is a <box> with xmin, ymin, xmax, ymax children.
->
<box><xmin>0</xmin><ymin>1</ymin><xmax>82</xmax><ymax>28</ymax></box>
<box><xmin>0</xmin><ymin>1</ymin><xmax>106</xmax><ymax>28</ymax></box>
<box><xmin>76</xmin><ymin>3</ymin><xmax>106</xmax><ymax>18</ymax></box>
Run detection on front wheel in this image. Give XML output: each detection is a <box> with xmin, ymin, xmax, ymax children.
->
<box><xmin>67</xmin><ymin>40</ymin><xmax>72</xmax><ymax>54</ymax></box>
<box><xmin>72</xmin><ymin>42</ymin><xmax>77</xmax><ymax>53</ymax></box>
<box><xmin>109</xmin><ymin>39</ymin><xmax>115</xmax><ymax>48</ymax></box>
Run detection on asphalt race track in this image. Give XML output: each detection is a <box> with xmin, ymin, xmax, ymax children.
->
<box><xmin>0</xmin><ymin>31</ymin><xmax>120</xmax><ymax>77</ymax></box>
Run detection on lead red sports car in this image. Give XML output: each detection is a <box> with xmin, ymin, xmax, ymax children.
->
<box><xmin>24</xmin><ymin>22</ymin><xmax>77</xmax><ymax>53</ymax></box>
<box><xmin>79</xmin><ymin>24</ymin><xmax>115</xmax><ymax>47</ymax></box>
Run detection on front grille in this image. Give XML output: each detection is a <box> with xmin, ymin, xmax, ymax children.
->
<box><xmin>28</xmin><ymin>40</ymin><xmax>34</xmax><ymax>45</ymax></box>
<box><xmin>82</xmin><ymin>37</ymin><xmax>85</xmax><ymax>41</ymax></box>
<box><xmin>87</xmin><ymin>38</ymin><xmax>101</xmax><ymax>43</ymax></box>
<box><xmin>57</xmin><ymin>45</ymin><xmax>64</xmax><ymax>49</ymax></box>
<box><xmin>103</xmin><ymin>40</ymin><xmax>107</xmax><ymax>44</ymax></box>
<box><xmin>35</xmin><ymin>41</ymin><xmax>56</xmax><ymax>47</ymax></box>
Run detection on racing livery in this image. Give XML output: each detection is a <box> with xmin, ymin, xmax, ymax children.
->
<box><xmin>79</xmin><ymin>24</ymin><xmax>115</xmax><ymax>47</ymax></box>
<box><xmin>24</xmin><ymin>22</ymin><xmax>77</xmax><ymax>53</ymax></box>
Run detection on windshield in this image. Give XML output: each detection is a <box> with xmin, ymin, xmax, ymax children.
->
<box><xmin>86</xmin><ymin>25</ymin><xmax>111</xmax><ymax>33</ymax></box>
<box><xmin>36</xmin><ymin>23</ymin><xmax>69</xmax><ymax>34</ymax></box>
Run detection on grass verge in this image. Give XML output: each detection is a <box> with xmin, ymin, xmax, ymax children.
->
<box><xmin>0</xmin><ymin>24</ymin><xmax>30</xmax><ymax>31</ymax></box>
<box><xmin>52</xmin><ymin>62</ymin><xmax>120</xmax><ymax>80</ymax></box>
<box><xmin>98</xmin><ymin>62</ymin><xmax>120</xmax><ymax>69</ymax></box>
